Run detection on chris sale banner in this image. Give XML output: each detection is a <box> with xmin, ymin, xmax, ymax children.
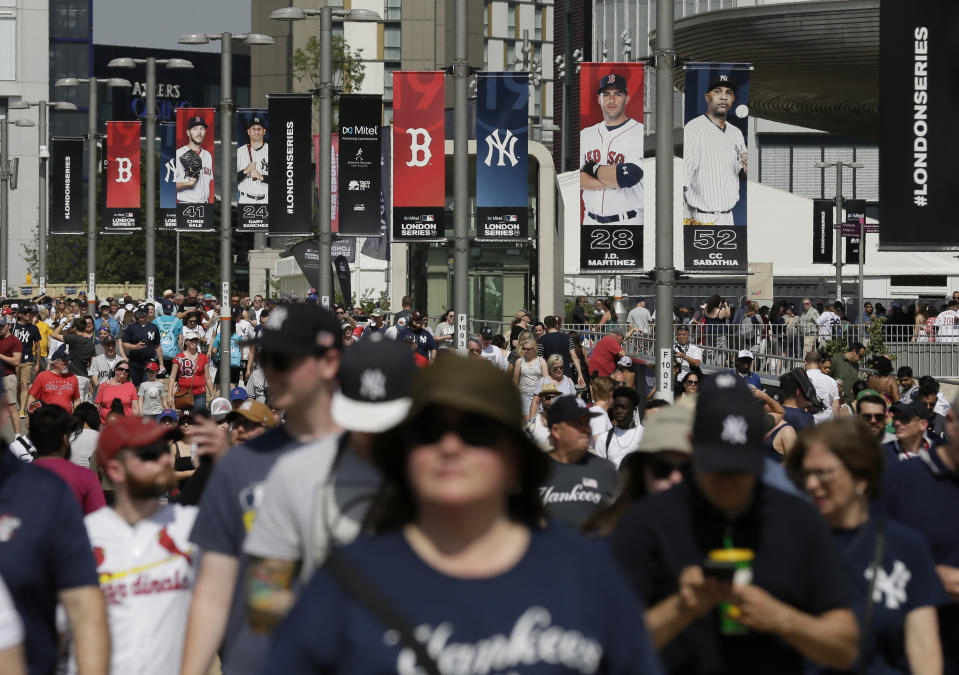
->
<box><xmin>338</xmin><ymin>94</ymin><xmax>383</xmax><ymax>236</ymax></box>
<box><xmin>476</xmin><ymin>72</ymin><xmax>528</xmax><ymax>242</ymax></box>
<box><xmin>269</xmin><ymin>94</ymin><xmax>313</xmax><ymax>235</ymax></box>
<box><xmin>159</xmin><ymin>123</ymin><xmax>177</xmax><ymax>230</ymax></box>
<box><xmin>236</xmin><ymin>108</ymin><xmax>268</xmax><ymax>231</ymax></box>
<box><xmin>812</xmin><ymin>199</ymin><xmax>834</xmax><ymax>264</ymax></box>
<box><xmin>392</xmin><ymin>71</ymin><xmax>445</xmax><ymax>242</ymax></box>
<box><xmin>50</xmin><ymin>137</ymin><xmax>84</xmax><ymax>235</ymax></box>
<box><xmin>104</xmin><ymin>121</ymin><xmax>141</xmax><ymax>232</ymax></box>
<box><xmin>174</xmin><ymin>107</ymin><xmax>215</xmax><ymax>231</ymax></box>
<box><xmin>682</xmin><ymin>63</ymin><xmax>751</xmax><ymax>273</ymax></box>
<box><xmin>578</xmin><ymin>62</ymin><xmax>645</xmax><ymax>271</ymax></box>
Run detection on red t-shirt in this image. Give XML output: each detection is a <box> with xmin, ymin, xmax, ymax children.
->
<box><xmin>94</xmin><ymin>381</ymin><xmax>137</xmax><ymax>423</ymax></box>
<box><xmin>0</xmin><ymin>334</ymin><xmax>22</xmax><ymax>377</ymax></box>
<box><xmin>588</xmin><ymin>335</ymin><xmax>623</xmax><ymax>377</ymax></box>
<box><xmin>28</xmin><ymin>370</ymin><xmax>80</xmax><ymax>412</ymax></box>
<box><xmin>33</xmin><ymin>457</ymin><xmax>105</xmax><ymax>514</ymax></box>
<box><xmin>174</xmin><ymin>352</ymin><xmax>209</xmax><ymax>394</ymax></box>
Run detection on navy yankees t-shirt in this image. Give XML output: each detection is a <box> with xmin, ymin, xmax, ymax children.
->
<box><xmin>12</xmin><ymin>322</ymin><xmax>39</xmax><ymax>363</ymax></box>
<box><xmin>397</xmin><ymin>327</ymin><xmax>437</xmax><ymax>360</ymax></box>
<box><xmin>540</xmin><ymin>453</ymin><xmax>620</xmax><ymax>528</ymax></box>
<box><xmin>122</xmin><ymin>321</ymin><xmax>160</xmax><ymax>362</ymax></box>
<box><xmin>264</xmin><ymin>523</ymin><xmax>664</xmax><ymax>674</ymax></box>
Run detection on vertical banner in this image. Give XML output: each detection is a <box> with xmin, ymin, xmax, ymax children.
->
<box><xmin>812</xmin><ymin>199</ymin><xmax>834</xmax><ymax>264</ymax></box>
<box><xmin>313</xmin><ymin>133</ymin><xmax>340</xmax><ymax>232</ymax></box>
<box><xmin>50</xmin><ymin>138</ymin><xmax>84</xmax><ymax>235</ymax></box>
<box><xmin>268</xmin><ymin>94</ymin><xmax>313</xmax><ymax>235</ymax></box>
<box><xmin>331</xmin><ymin>237</ymin><xmax>356</xmax><ymax>264</ymax></box>
<box><xmin>174</xmin><ymin>107</ymin><xmax>215</xmax><ymax>231</ymax></box>
<box><xmin>159</xmin><ymin>123</ymin><xmax>177</xmax><ymax>230</ymax></box>
<box><xmin>682</xmin><ymin>63</ymin><xmax>751</xmax><ymax>272</ymax></box>
<box><xmin>104</xmin><ymin>121</ymin><xmax>142</xmax><ymax>232</ymax></box>
<box><xmin>334</xmin><ymin>255</ymin><xmax>352</xmax><ymax>304</ymax></box>
<box><xmin>578</xmin><ymin>63</ymin><xmax>645</xmax><ymax>270</ymax></box>
<box><xmin>393</xmin><ymin>71</ymin><xmax>445</xmax><ymax>241</ymax></box>
<box><xmin>844</xmin><ymin>199</ymin><xmax>867</xmax><ymax>264</ymax></box>
<box><xmin>476</xmin><ymin>73</ymin><xmax>529</xmax><ymax>241</ymax></box>
<box><xmin>361</xmin><ymin>126</ymin><xmax>392</xmax><ymax>260</ymax></box>
<box><xmin>290</xmin><ymin>239</ymin><xmax>321</xmax><ymax>290</ymax></box>
<box><xmin>879</xmin><ymin>3</ymin><xmax>958</xmax><ymax>250</ymax></box>
<box><xmin>235</xmin><ymin>109</ymin><xmax>268</xmax><ymax>231</ymax></box>
<box><xmin>338</xmin><ymin>94</ymin><xmax>382</xmax><ymax>236</ymax></box>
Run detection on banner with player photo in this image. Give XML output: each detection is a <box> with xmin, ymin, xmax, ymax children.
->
<box><xmin>269</xmin><ymin>94</ymin><xmax>312</xmax><ymax>235</ymax></box>
<box><xmin>175</xmin><ymin>107</ymin><xmax>215</xmax><ymax>231</ymax></box>
<box><xmin>159</xmin><ymin>123</ymin><xmax>177</xmax><ymax>230</ymax></box>
<box><xmin>104</xmin><ymin>121</ymin><xmax>141</xmax><ymax>232</ymax></box>
<box><xmin>682</xmin><ymin>63</ymin><xmax>751</xmax><ymax>273</ymax></box>
<box><xmin>338</xmin><ymin>94</ymin><xmax>382</xmax><ymax>236</ymax></box>
<box><xmin>844</xmin><ymin>199</ymin><xmax>866</xmax><ymax>264</ymax></box>
<box><xmin>578</xmin><ymin>62</ymin><xmax>645</xmax><ymax>270</ymax></box>
<box><xmin>812</xmin><ymin>199</ymin><xmax>834</xmax><ymax>264</ymax></box>
<box><xmin>235</xmin><ymin>109</ymin><xmax>268</xmax><ymax>231</ymax></box>
<box><xmin>50</xmin><ymin>138</ymin><xmax>84</xmax><ymax>235</ymax></box>
<box><xmin>393</xmin><ymin>71</ymin><xmax>445</xmax><ymax>241</ymax></box>
<box><xmin>476</xmin><ymin>73</ymin><xmax>528</xmax><ymax>241</ymax></box>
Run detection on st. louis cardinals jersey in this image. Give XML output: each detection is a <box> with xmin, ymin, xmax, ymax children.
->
<box><xmin>580</xmin><ymin>119</ymin><xmax>645</xmax><ymax>225</ymax></box>
<box><xmin>174</xmin><ymin>145</ymin><xmax>213</xmax><ymax>203</ymax></box>
<box><xmin>683</xmin><ymin>114</ymin><xmax>746</xmax><ymax>215</ymax></box>
<box><xmin>72</xmin><ymin>503</ymin><xmax>198</xmax><ymax>675</ymax></box>
<box><xmin>236</xmin><ymin>142</ymin><xmax>269</xmax><ymax>204</ymax></box>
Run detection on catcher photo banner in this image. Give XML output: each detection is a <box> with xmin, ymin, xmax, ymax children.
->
<box><xmin>393</xmin><ymin>71</ymin><xmax>445</xmax><ymax>241</ymax></box>
<box><xmin>338</xmin><ymin>94</ymin><xmax>382</xmax><ymax>236</ymax></box>
<box><xmin>578</xmin><ymin>62</ymin><xmax>645</xmax><ymax>271</ymax></box>
<box><xmin>268</xmin><ymin>94</ymin><xmax>313</xmax><ymax>235</ymax></box>
<box><xmin>235</xmin><ymin>108</ymin><xmax>268</xmax><ymax>231</ymax></box>
<box><xmin>175</xmin><ymin>107</ymin><xmax>215</xmax><ymax>231</ymax></box>
<box><xmin>159</xmin><ymin>123</ymin><xmax>177</xmax><ymax>230</ymax></box>
<box><xmin>812</xmin><ymin>199</ymin><xmax>834</xmax><ymax>264</ymax></box>
<box><xmin>50</xmin><ymin>137</ymin><xmax>84</xmax><ymax>235</ymax></box>
<box><xmin>476</xmin><ymin>72</ymin><xmax>528</xmax><ymax>241</ymax></box>
<box><xmin>879</xmin><ymin>2</ymin><xmax>959</xmax><ymax>250</ymax></box>
<box><xmin>682</xmin><ymin>63</ymin><xmax>751</xmax><ymax>273</ymax></box>
<box><xmin>105</xmin><ymin>121</ymin><xmax>141</xmax><ymax>232</ymax></box>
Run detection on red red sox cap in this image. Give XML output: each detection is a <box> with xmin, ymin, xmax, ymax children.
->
<box><xmin>597</xmin><ymin>73</ymin><xmax>628</xmax><ymax>94</ymax></box>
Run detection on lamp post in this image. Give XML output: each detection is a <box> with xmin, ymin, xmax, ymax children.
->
<box><xmin>0</xmin><ymin>114</ymin><xmax>37</xmax><ymax>297</ymax></box>
<box><xmin>177</xmin><ymin>32</ymin><xmax>273</xmax><ymax>397</ymax></box>
<box><xmin>108</xmin><ymin>57</ymin><xmax>194</xmax><ymax>302</ymax></box>
<box><xmin>8</xmin><ymin>100</ymin><xmax>77</xmax><ymax>295</ymax></box>
<box><xmin>269</xmin><ymin>6</ymin><xmax>381</xmax><ymax>308</ymax></box>
<box><xmin>54</xmin><ymin>76</ymin><xmax>132</xmax><ymax>316</ymax></box>
<box><xmin>815</xmin><ymin>160</ymin><xmax>863</xmax><ymax>305</ymax></box>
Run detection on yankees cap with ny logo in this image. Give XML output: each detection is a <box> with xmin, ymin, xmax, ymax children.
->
<box><xmin>692</xmin><ymin>373</ymin><xmax>764</xmax><ymax>475</ymax></box>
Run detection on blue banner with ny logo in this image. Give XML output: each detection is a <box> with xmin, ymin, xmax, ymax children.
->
<box><xmin>476</xmin><ymin>73</ymin><xmax>529</xmax><ymax>241</ymax></box>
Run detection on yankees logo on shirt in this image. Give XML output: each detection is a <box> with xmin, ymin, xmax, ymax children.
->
<box><xmin>237</xmin><ymin>142</ymin><xmax>269</xmax><ymax>203</ymax></box>
<box><xmin>683</xmin><ymin>114</ymin><xmax>746</xmax><ymax>224</ymax></box>
<box><xmin>580</xmin><ymin>119</ymin><xmax>645</xmax><ymax>225</ymax></box>
<box><xmin>173</xmin><ymin>145</ymin><xmax>214</xmax><ymax>203</ymax></box>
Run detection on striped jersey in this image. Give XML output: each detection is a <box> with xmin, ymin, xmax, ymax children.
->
<box><xmin>683</xmin><ymin>114</ymin><xmax>746</xmax><ymax>213</ymax></box>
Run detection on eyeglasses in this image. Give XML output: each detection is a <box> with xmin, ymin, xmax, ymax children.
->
<box><xmin>799</xmin><ymin>466</ymin><xmax>844</xmax><ymax>484</ymax></box>
<box><xmin>406</xmin><ymin>411</ymin><xmax>510</xmax><ymax>447</ymax></box>
<box><xmin>859</xmin><ymin>413</ymin><xmax>885</xmax><ymax>422</ymax></box>
<box><xmin>648</xmin><ymin>457</ymin><xmax>687</xmax><ymax>480</ymax></box>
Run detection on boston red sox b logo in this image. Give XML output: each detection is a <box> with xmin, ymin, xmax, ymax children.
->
<box><xmin>405</xmin><ymin>128</ymin><xmax>432</xmax><ymax>167</ymax></box>
<box><xmin>116</xmin><ymin>158</ymin><xmax>133</xmax><ymax>183</ymax></box>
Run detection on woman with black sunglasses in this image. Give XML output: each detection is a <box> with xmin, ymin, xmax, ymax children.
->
<box><xmin>94</xmin><ymin>359</ymin><xmax>140</xmax><ymax>424</ymax></box>
<box><xmin>264</xmin><ymin>355</ymin><xmax>664</xmax><ymax>674</ymax></box>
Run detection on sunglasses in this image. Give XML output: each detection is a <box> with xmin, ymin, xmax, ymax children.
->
<box><xmin>406</xmin><ymin>412</ymin><xmax>510</xmax><ymax>448</ymax></box>
<box><xmin>859</xmin><ymin>413</ymin><xmax>885</xmax><ymax>422</ymax></box>
<box><xmin>541</xmin><ymin>394</ymin><xmax>558</xmax><ymax>401</ymax></box>
<box><xmin>647</xmin><ymin>457</ymin><xmax>687</xmax><ymax>480</ymax></box>
<box><xmin>259</xmin><ymin>350</ymin><xmax>308</xmax><ymax>372</ymax></box>
<box><xmin>115</xmin><ymin>367</ymin><xmax>129</xmax><ymax>373</ymax></box>
<box><xmin>893</xmin><ymin>415</ymin><xmax>917</xmax><ymax>424</ymax></box>
<box><xmin>684</xmin><ymin>379</ymin><xmax>700</xmax><ymax>386</ymax></box>
<box><xmin>132</xmin><ymin>443</ymin><xmax>166</xmax><ymax>462</ymax></box>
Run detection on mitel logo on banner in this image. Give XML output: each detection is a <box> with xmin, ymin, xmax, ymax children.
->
<box><xmin>268</xmin><ymin>94</ymin><xmax>312</xmax><ymax>235</ymax></box>
<box><xmin>174</xmin><ymin>107</ymin><xmax>215</xmax><ymax>232</ymax></box>
<box><xmin>50</xmin><ymin>138</ymin><xmax>84</xmax><ymax>235</ymax></box>
<box><xmin>105</xmin><ymin>121</ymin><xmax>142</xmax><ymax>232</ymax></box>
<box><xmin>338</xmin><ymin>94</ymin><xmax>382</xmax><ymax>236</ymax></box>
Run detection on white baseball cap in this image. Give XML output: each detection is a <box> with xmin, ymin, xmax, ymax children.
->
<box><xmin>737</xmin><ymin>349</ymin><xmax>754</xmax><ymax>360</ymax></box>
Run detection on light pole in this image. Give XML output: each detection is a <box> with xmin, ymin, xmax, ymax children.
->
<box><xmin>108</xmin><ymin>57</ymin><xmax>194</xmax><ymax>302</ymax></box>
<box><xmin>54</xmin><ymin>76</ymin><xmax>131</xmax><ymax>316</ymax></box>
<box><xmin>453</xmin><ymin>0</ymin><xmax>469</xmax><ymax>348</ymax></box>
<box><xmin>0</xmin><ymin>114</ymin><xmax>37</xmax><ymax>297</ymax></box>
<box><xmin>269</xmin><ymin>6</ymin><xmax>381</xmax><ymax>308</ymax></box>
<box><xmin>8</xmin><ymin>100</ymin><xmax>77</xmax><ymax>295</ymax></box>
<box><xmin>816</xmin><ymin>160</ymin><xmax>863</xmax><ymax>305</ymax></box>
<box><xmin>177</xmin><ymin>32</ymin><xmax>273</xmax><ymax>396</ymax></box>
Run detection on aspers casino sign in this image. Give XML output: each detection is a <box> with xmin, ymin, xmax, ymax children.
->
<box><xmin>127</xmin><ymin>81</ymin><xmax>193</xmax><ymax>122</ymax></box>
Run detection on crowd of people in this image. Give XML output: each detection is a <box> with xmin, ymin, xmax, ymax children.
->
<box><xmin>0</xmin><ymin>291</ymin><xmax>956</xmax><ymax>675</ymax></box>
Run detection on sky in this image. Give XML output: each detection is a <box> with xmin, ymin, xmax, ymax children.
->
<box><xmin>92</xmin><ymin>0</ymin><xmax>253</xmax><ymax>53</ymax></box>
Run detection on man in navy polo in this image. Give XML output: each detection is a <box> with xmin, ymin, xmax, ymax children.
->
<box><xmin>121</xmin><ymin>306</ymin><xmax>164</xmax><ymax>387</ymax></box>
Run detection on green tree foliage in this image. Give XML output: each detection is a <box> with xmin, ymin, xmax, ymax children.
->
<box><xmin>292</xmin><ymin>35</ymin><xmax>367</xmax><ymax>94</ymax></box>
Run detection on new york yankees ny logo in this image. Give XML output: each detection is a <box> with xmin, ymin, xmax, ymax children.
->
<box><xmin>864</xmin><ymin>560</ymin><xmax>911</xmax><ymax>610</ymax></box>
<box><xmin>116</xmin><ymin>157</ymin><xmax>133</xmax><ymax>183</ymax></box>
<box><xmin>164</xmin><ymin>158</ymin><xmax>176</xmax><ymax>183</ymax></box>
<box><xmin>484</xmin><ymin>129</ymin><xmax>519</xmax><ymax>168</ymax></box>
<box><xmin>405</xmin><ymin>128</ymin><xmax>432</xmax><ymax>167</ymax></box>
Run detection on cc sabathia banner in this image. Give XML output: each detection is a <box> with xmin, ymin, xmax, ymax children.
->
<box><xmin>682</xmin><ymin>63</ymin><xmax>751</xmax><ymax>273</ymax></box>
<box><xmin>393</xmin><ymin>71</ymin><xmax>445</xmax><ymax>241</ymax></box>
<box><xmin>269</xmin><ymin>94</ymin><xmax>312</xmax><ymax>235</ymax></box>
<box><xmin>235</xmin><ymin>108</ymin><xmax>269</xmax><ymax>231</ymax></box>
<box><xmin>174</xmin><ymin>107</ymin><xmax>215</xmax><ymax>231</ymax></box>
<box><xmin>105</xmin><ymin>121</ymin><xmax>141</xmax><ymax>232</ymax></box>
<box><xmin>50</xmin><ymin>138</ymin><xmax>84</xmax><ymax>235</ymax></box>
<box><xmin>578</xmin><ymin>62</ymin><xmax>644</xmax><ymax>271</ymax></box>
<box><xmin>159</xmin><ymin>123</ymin><xmax>177</xmax><ymax>230</ymax></box>
<box><xmin>338</xmin><ymin>94</ymin><xmax>382</xmax><ymax>236</ymax></box>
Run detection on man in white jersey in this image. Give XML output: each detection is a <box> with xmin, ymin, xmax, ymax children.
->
<box><xmin>935</xmin><ymin>299</ymin><xmax>959</xmax><ymax>342</ymax></box>
<box><xmin>580</xmin><ymin>72</ymin><xmax>645</xmax><ymax>226</ymax></box>
<box><xmin>237</xmin><ymin>116</ymin><xmax>268</xmax><ymax>204</ymax></box>
<box><xmin>77</xmin><ymin>416</ymin><xmax>197</xmax><ymax>675</ymax></box>
<box><xmin>174</xmin><ymin>115</ymin><xmax>214</xmax><ymax>203</ymax></box>
<box><xmin>683</xmin><ymin>74</ymin><xmax>748</xmax><ymax>225</ymax></box>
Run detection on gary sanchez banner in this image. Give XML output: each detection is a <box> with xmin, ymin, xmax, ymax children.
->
<box><xmin>236</xmin><ymin>109</ymin><xmax>268</xmax><ymax>231</ymax></box>
<box><xmin>50</xmin><ymin>138</ymin><xmax>84</xmax><ymax>235</ymax></box>
<box><xmin>476</xmin><ymin>72</ymin><xmax>529</xmax><ymax>242</ymax></box>
<box><xmin>269</xmin><ymin>94</ymin><xmax>313</xmax><ymax>235</ymax></box>
<box><xmin>338</xmin><ymin>94</ymin><xmax>382</xmax><ymax>236</ymax></box>
<box><xmin>578</xmin><ymin>62</ymin><xmax>645</xmax><ymax>271</ymax></box>
<box><xmin>682</xmin><ymin>63</ymin><xmax>751</xmax><ymax>273</ymax></box>
<box><xmin>174</xmin><ymin>107</ymin><xmax>215</xmax><ymax>231</ymax></box>
<box><xmin>105</xmin><ymin>121</ymin><xmax>141</xmax><ymax>232</ymax></box>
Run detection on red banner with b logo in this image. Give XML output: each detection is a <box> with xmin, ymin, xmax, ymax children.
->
<box><xmin>105</xmin><ymin>121</ymin><xmax>141</xmax><ymax>232</ymax></box>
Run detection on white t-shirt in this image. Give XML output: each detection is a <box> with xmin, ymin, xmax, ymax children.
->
<box><xmin>806</xmin><ymin>368</ymin><xmax>839</xmax><ymax>423</ymax></box>
<box><xmin>235</xmin><ymin>319</ymin><xmax>255</xmax><ymax>360</ymax></box>
<box><xmin>602</xmin><ymin>424</ymin><xmax>644</xmax><ymax>469</ymax></box>
<box><xmin>934</xmin><ymin>310</ymin><xmax>959</xmax><ymax>342</ymax></box>
<box><xmin>70</xmin><ymin>428</ymin><xmax>100</xmax><ymax>471</ymax></box>
<box><xmin>626</xmin><ymin>306</ymin><xmax>651</xmax><ymax>334</ymax></box>
<box><xmin>676</xmin><ymin>342</ymin><xmax>704</xmax><ymax>379</ymax></box>
<box><xmin>816</xmin><ymin>311</ymin><xmax>840</xmax><ymax>340</ymax></box>
<box><xmin>480</xmin><ymin>344</ymin><xmax>508</xmax><ymax>370</ymax></box>
<box><xmin>588</xmin><ymin>404</ymin><xmax>613</xmax><ymax>454</ymax></box>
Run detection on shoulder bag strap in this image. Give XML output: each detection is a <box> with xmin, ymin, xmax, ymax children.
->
<box><xmin>324</xmin><ymin>551</ymin><xmax>442</xmax><ymax>675</ymax></box>
<box><xmin>858</xmin><ymin>518</ymin><xmax>885</xmax><ymax>675</ymax></box>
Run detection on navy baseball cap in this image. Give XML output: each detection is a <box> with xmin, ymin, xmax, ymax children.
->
<box><xmin>891</xmin><ymin>399</ymin><xmax>934</xmax><ymax>421</ymax></box>
<box><xmin>692</xmin><ymin>373</ymin><xmax>764</xmax><ymax>476</ymax></box>
<box><xmin>597</xmin><ymin>72</ymin><xmax>628</xmax><ymax>94</ymax></box>
<box><xmin>247</xmin><ymin>115</ymin><xmax>267</xmax><ymax>130</ymax></box>
<box><xmin>251</xmin><ymin>304</ymin><xmax>342</xmax><ymax>355</ymax></box>
<box><xmin>547</xmin><ymin>395</ymin><xmax>601</xmax><ymax>427</ymax></box>
<box><xmin>187</xmin><ymin>115</ymin><xmax>207</xmax><ymax>129</ymax></box>
<box><xmin>706</xmin><ymin>74</ymin><xmax>738</xmax><ymax>94</ymax></box>
<box><xmin>332</xmin><ymin>333</ymin><xmax>416</xmax><ymax>433</ymax></box>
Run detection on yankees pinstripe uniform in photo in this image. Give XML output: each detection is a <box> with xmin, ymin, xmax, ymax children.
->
<box><xmin>580</xmin><ymin>72</ymin><xmax>644</xmax><ymax>226</ymax></box>
<box><xmin>174</xmin><ymin>115</ymin><xmax>213</xmax><ymax>203</ymax></box>
<box><xmin>683</xmin><ymin>74</ymin><xmax>747</xmax><ymax>226</ymax></box>
<box><xmin>237</xmin><ymin>115</ymin><xmax>268</xmax><ymax>204</ymax></box>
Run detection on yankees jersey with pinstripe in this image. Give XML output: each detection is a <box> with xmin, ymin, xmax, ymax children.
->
<box><xmin>683</xmin><ymin>114</ymin><xmax>746</xmax><ymax>213</ymax></box>
<box><xmin>580</xmin><ymin>119</ymin><xmax>645</xmax><ymax>224</ymax></box>
<box><xmin>236</xmin><ymin>142</ymin><xmax>269</xmax><ymax>204</ymax></box>
<box><xmin>173</xmin><ymin>145</ymin><xmax>213</xmax><ymax>203</ymax></box>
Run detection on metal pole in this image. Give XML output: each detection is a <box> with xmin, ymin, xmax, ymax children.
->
<box><xmin>38</xmin><ymin>102</ymin><xmax>48</xmax><ymax>294</ymax></box>
<box><xmin>175</xmin><ymin>230</ymin><xmax>180</xmax><ymax>291</ymax></box>
<box><xmin>833</xmin><ymin>163</ymin><xmax>842</xmax><ymax>304</ymax></box>
<box><xmin>562</xmin><ymin>0</ymin><xmax>572</xmax><ymax>172</ymax></box>
<box><xmin>317</xmin><ymin>7</ymin><xmax>333</xmax><ymax>306</ymax></box>
<box><xmin>858</xmin><ymin>217</ymin><xmax>864</xmax><ymax>322</ymax></box>
<box><xmin>654</xmin><ymin>0</ymin><xmax>675</xmax><ymax>402</ymax></box>
<box><xmin>145</xmin><ymin>58</ymin><xmax>157</xmax><ymax>301</ymax></box>
<box><xmin>219</xmin><ymin>33</ymin><xmax>234</xmax><ymax>396</ymax></box>
<box><xmin>87</xmin><ymin>80</ymin><xmax>97</xmax><ymax>316</ymax></box>
<box><xmin>452</xmin><ymin>0</ymin><xmax>469</xmax><ymax>349</ymax></box>
<box><xmin>0</xmin><ymin>117</ymin><xmax>8</xmax><ymax>297</ymax></box>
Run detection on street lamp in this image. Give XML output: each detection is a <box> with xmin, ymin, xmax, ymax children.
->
<box><xmin>9</xmin><ymin>100</ymin><xmax>77</xmax><ymax>295</ymax></box>
<box><xmin>815</xmin><ymin>160</ymin><xmax>864</xmax><ymax>306</ymax></box>
<box><xmin>108</xmin><ymin>57</ymin><xmax>194</xmax><ymax>301</ymax></box>
<box><xmin>177</xmin><ymin>32</ymin><xmax>274</xmax><ymax>397</ymax></box>
<box><xmin>0</xmin><ymin>114</ymin><xmax>37</xmax><ymax>297</ymax></box>
<box><xmin>270</xmin><ymin>6</ymin><xmax>381</xmax><ymax>307</ymax></box>
<box><xmin>54</xmin><ymin>76</ymin><xmax>132</xmax><ymax>316</ymax></box>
